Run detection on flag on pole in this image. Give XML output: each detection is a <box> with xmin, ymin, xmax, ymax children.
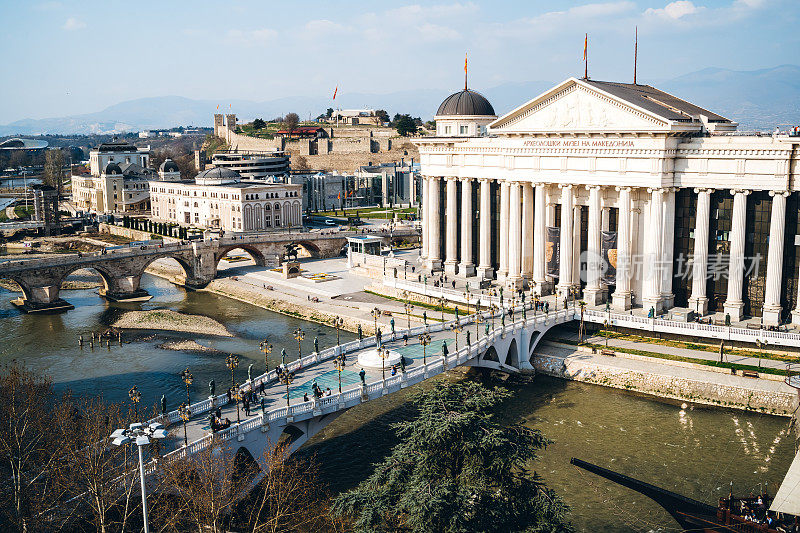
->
<box><xmin>464</xmin><ymin>52</ymin><xmax>468</xmax><ymax>90</ymax></box>
<box><xmin>583</xmin><ymin>34</ymin><xmax>587</xmax><ymax>61</ymax></box>
<box><xmin>333</xmin><ymin>86</ymin><xmax>338</xmax><ymax>100</ymax></box>
<box><xmin>216</xmin><ymin>104</ymin><xmax>219</xmax><ymax>110</ymax></box>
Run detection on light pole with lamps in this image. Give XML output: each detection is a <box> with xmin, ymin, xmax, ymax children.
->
<box><xmin>334</xmin><ymin>317</ymin><xmax>343</xmax><ymax>347</ymax></box>
<box><xmin>371</xmin><ymin>307</ymin><xmax>381</xmax><ymax>340</ymax></box>
<box><xmin>178</xmin><ymin>403</ymin><xmax>191</xmax><ymax>446</ymax></box>
<box><xmin>419</xmin><ymin>333</ymin><xmax>431</xmax><ymax>365</ymax></box>
<box><xmin>109</xmin><ymin>422</ymin><xmax>168</xmax><ymax>533</ymax></box>
<box><xmin>128</xmin><ymin>385</ymin><xmax>141</xmax><ymax>422</ymax></box>
<box><xmin>439</xmin><ymin>296</ymin><xmax>446</xmax><ymax>323</ymax></box>
<box><xmin>451</xmin><ymin>321</ymin><xmax>462</xmax><ymax>351</ymax></box>
<box><xmin>334</xmin><ymin>354</ymin><xmax>346</xmax><ymax>393</ymax></box>
<box><xmin>279</xmin><ymin>371</ymin><xmax>294</xmax><ymax>408</ymax></box>
<box><xmin>179</xmin><ymin>368</ymin><xmax>193</xmax><ymax>406</ymax></box>
<box><xmin>225</xmin><ymin>354</ymin><xmax>239</xmax><ymax>391</ymax></box>
<box><xmin>262</xmin><ymin>342</ymin><xmax>273</xmax><ymax>372</ymax></box>
<box><xmin>293</xmin><ymin>328</ymin><xmax>305</xmax><ymax>360</ymax></box>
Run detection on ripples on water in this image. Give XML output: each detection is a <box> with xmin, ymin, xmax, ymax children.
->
<box><xmin>0</xmin><ymin>273</ymin><xmax>794</xmax><ymax>532</ymax></box>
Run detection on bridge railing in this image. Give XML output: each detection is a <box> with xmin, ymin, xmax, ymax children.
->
<box><xmin>583</xmin><ymin>308</ymin><xmax>800</xmax><ymax>347</ymax></box>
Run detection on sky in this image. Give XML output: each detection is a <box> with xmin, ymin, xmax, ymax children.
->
<box><xmin>0</xmin><ymin>0</ymin><xmax>797</xmax><ymax>124</ymax></box>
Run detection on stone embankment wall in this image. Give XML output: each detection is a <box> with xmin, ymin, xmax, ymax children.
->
<box><xmin>98</xmin><ymin>223</ymin><xmax>180</xmax><ymax>243</ymax></box>
<box><xmin>534</xmin><ymin>344</ymin><xmax>798</xmax><ymax>416</ymax></box>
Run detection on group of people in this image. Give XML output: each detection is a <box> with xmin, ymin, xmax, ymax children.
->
<box><xmin>208</xmin><ymin>406</ymin><xmax>231</xmax><ymax>432</ymax></box>
<box><xmin>735</xmin><ymin>496</ymin><xmax>798</xmax><ymax>531</ymax></box>
<box><xmin>302</xmin><ymin>383</ymin><xmax>333</xmax><ymax>402</ymax></box>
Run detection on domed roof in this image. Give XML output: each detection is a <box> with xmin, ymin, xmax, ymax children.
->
<box><xmin>436</xmin><ymin>89</ymin><xmax>495</xmax><ymax>117</ymax></box>
<box><xmin>159</xmin><ymin>159</ymin><xmax>180</xmax><ymax>173</ymax></box>
<box><xmin>104</xmin><ymin>162</ymin><xmax>122</xmax><ymax>175</ymax></box>
<box><xmin>195</xmin><ymin>167</ymin><xmax>240</xmax><ymax>180</ymax></box>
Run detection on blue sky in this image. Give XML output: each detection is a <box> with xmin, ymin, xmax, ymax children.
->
<box><xmin>1</xmin><ymin>0</ymin><xmax>797</xmax><ymax>124</ymax></box>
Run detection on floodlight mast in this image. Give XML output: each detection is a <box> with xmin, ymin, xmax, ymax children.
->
<box><xmin>110</xmin><ymin>422</ymin><xmax>167</xmax><ymax>533</ymax></box>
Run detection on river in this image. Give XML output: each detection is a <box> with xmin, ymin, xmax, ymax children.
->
<box><xmin>0</xmin><ymin>273</ymin><xmax>794</xmax><ymax>532</ymax></box>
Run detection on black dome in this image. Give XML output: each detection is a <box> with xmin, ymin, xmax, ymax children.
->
<box><xmin>436</xmin><ymin>89</ymin><xmax>495</xmax><ymax>116</ymax></box>
<box><xmin>104</xmin><ymin>162</ymin><xmax>122</xmax><ymax>175</ymax></box>
<box><xmin>159</xmin><ymin>159</ymin><xmax>179</xmax><ymax>173</ymax></box>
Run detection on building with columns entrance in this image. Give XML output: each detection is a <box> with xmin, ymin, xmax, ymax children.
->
<box><xmin>414</xmin><ymin>77</ymin><xmax>800</xmax><ymax>326</ymax></box>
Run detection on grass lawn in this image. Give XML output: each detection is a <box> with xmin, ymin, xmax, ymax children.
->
<box><xmin>14</xmin><ymin>205</ymin><xmax>35</xmax><ymax>219</ymax></box>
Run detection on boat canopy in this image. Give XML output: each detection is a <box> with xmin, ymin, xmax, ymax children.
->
<box><xmin>770</xmin><ymin>452</ymin><xmax>800</xmax><ymax>515</ymax></box>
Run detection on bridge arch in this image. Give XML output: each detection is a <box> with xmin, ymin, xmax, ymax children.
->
<box><xmin>57</xmin><ymin>264</ymin><xmax>114</xmax><ymax>294</ymax></box>
<box><xmin>293</xmin><ymin>241</ymin><xmax>321</xmax><ymax>259</ymax></box>
<box><xmin>217</xmin><ymin>245</ymin><xmax>268</xmax><ymax>269</ymax></box>
<box><xmin>137</xmin><ymin>254</ymin><xmax>195</xmax><ymax>285</ymax></box>
<box><xmin>0</xmin><ymin>275</ymin><xmax>34</xmax><ymax>302</ymax></box>
<box><xmin>506</xmin><ymin>338</ymin><xmax>519</xmax><ymax>367</ymax></box>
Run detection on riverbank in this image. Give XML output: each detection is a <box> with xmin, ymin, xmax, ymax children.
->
<box><xmin>112</xmin><ymin>309</ymin><xmax>233</xmax><ymax>337</ymax></box>
<box><xmin>533</xmin><ymin>341</ymin><xmax>798</xmax><ymax>416</ymax></box>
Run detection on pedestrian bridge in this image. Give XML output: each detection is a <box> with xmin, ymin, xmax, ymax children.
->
<box><xmin>0</xmin><ymin>228</ymin><xmax>417</xmax><ymax>312</ymax></box>
<box><xmin>146</xmin><ymin>303</ymin><xmax>574</xmax><ymax>478</ymax></box>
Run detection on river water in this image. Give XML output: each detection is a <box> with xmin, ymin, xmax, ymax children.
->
<box><xmin>0</xmin><ymin>274</ymin><xmax>795</xmax><ymax>532</ymax></box>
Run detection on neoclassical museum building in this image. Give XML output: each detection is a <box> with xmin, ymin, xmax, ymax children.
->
<box><xmin>414</xmin><ymin>77</ymin><xmax>800</xmax><ymax>325</ymax></box>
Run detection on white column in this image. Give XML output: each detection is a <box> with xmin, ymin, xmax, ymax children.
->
<box><xmin>660</xmin><ymin>189</ymin><xmax>676</xmax><ymax>309</ymax></box>
<box><xmin>688</xmin><ymin>188</ymin><xmax>713</xmax><ymax>316</ymax></box>
<box><xmin>572</xmin><ymin>204</ymin><xmax>581</xmax><ymax>287</ymax></box>
<box><xmin>459</xmin><ymin>178</ymin><xmax>475</xmax><ymax>277</ymax></box>
<box><xmin>477</xmin><ymin>178</ymin><xmax>493</xmax><ymax>279</ymax></box>
<box><xmin>612</xmin><ymin>187</ymin><xmax>632</xmax><ymax>310</ymax></box>
<box><xmin>507</xmin><ymin>181</ymin><xmax>522</xmax><ymax>288</ymax></box>
<box><xmin>427</xmin><ymin>177</ymin><xmax>441</xmax><ymax>270</ymax></box>
<box><xmin>723</xmin><ymin>189</ymin><xmax>749</xmax><ymax>322</ymax></box>
<box><xmin>557</xmin><ymin>184</ymin><xmax>574</xmax><ymax>296</ymax></box>
<box><xmin>763</xmin><ymin>191</ymin><xmax>789</xmax><ymax>325</ymax></box>
<box><xmin>521</xmin><ymin>182</ymin><xmax>534</xmax><ymax>279</ymax></box>
<box><xmin>444</xmin><ymin>177</ymin><xmax>458</xmax><ymax>275</ymax></box>
<box><xmin>532</xmin><ymin>183</ymin><xmax>547</xmax><ymax>294</ymax></box>
<box><xmin>584</xmin><ymin>185</ymin><xmax>603</xmax><ymax>304</ymax></box>
<box><xmin>642</xmin><ymin>188</ymin><xmax>664</xmax><ymax>313</ymax></box>
<box><xmin>420</xmin><ymin>177</ymin><xmax>429</xmax><ymax>261</ymax></box>
<box><xmin>498</xmin><ymin>180</ymin><xmax>510</xmax><ymax>281</ymax></box>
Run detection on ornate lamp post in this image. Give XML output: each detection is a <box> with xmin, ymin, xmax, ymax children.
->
<box><xmin>380</xmin><ymin>346</ymin><xmax>389</xmax><ymax>381</ymax></box>
<box><xmin>279</xmin><ymin>370</ymin><xmax>294</xmax><ymax>408</ymax></box>
<box><xmin>179</xmin><ymin>367</ymin><xmax>193</xmax><ymax>406</ymax></box>
<box><xmin>334</xmin><ymin>317</ymin><xmax>343</xmax><ymax>347</ymax></box>
<box><xmin>476</xmin><ymin>311</ymin><xmax>484</xmax><ymax>338</ymax></box>
<box><xmin>109</xmin><ymin>422</ymin><xmax>168</xmax><ymax>533</ymax></box>
<box><xmin>262</xmin><ymin>342</ymin><xmax>273</xmax><ymax>372</ymax></box>
<box><xmin>439</xmin><ymin>296</ymin><xmax>446</xmax><ymax>323</ymax></box>
<box><xmin>293</xmin><ymin>328</ymin><xmax>305</xmax><ymax>361</ymax></box>
<box><xmin>231</xmin><ymin>384</ymin><xmax>241</xmax><ymax>424</ymax></box>
<box><xmin>334</xmin><ymin>354</ymin><xmax>346</xmax><ymax>393</ymax></box>
<box><xmin>128</xmin><ymin>385</ymin><xmax>141</xmax><ymax>422</ymax></box>
<box><xmin>451</xmin><ymin>321</ymin><xmax>462</xmax><ymax>351</ymax></box>
<box><xmin>371</xmin><ymin>307</ymin><xmax>380</xmax><ymax>339</ymax></box>
<box><xmin>178</xmin><ymin>403</ymin><xmax>191</xmax><ymax>446</ymax></box>
<box><xmin>419</xmin><ymin>333</ymin><xmax>431</xmax><ymax>365</ymax></box>
<box><xmin>225</xmin><ymin>354</ymin><xmax>239</xmax><ymax>390</ymax></box>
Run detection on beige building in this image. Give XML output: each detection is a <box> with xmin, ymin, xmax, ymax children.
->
<box><xmin>149</xmin><ymin>167</ymin><xmax>303</xmax><ymax>233</ymax></box>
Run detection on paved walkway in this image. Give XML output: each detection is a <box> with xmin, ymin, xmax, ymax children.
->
<box><xmin>167</xmin><ymin>327</ymin><xmax>461</xmax><ymax>449</ymax></box>
<box><xmin>555</xmin><ymin>329</ymin><xmax>793</xmax><ymax>371</ymax></box>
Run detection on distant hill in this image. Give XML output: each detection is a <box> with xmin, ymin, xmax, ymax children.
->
<box><xmin>1</xmin><ymin>65</ymin><xmax>797</xmax><ymax>135</ymax></box>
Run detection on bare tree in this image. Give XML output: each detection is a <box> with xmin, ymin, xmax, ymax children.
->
<box><xmin>293</xmin><ymin>155</ymin><xmax>309</xmax><ymax>171</ymax></box>
<box><xmin>43</xmin><ymin>149</ymin><xmax>65</xmax><ymax>194</ymax></box>
<box><xmin>0</xmin><ymin>362</ymin><xmax>70</xmax><ymax>532</ymax></box>
<box><xmin>283</xmin><ymin>113</ymin><xmax>300</xmax><ymax>136</ymax></box>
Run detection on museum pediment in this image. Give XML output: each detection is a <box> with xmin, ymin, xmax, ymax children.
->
<box><xmin>489</xmin><ymin>78</ymin><xmax>673</xmax><ymax>134</ymax></box>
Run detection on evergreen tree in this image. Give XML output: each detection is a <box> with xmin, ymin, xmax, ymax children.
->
<box><xmin>333</xmin><ymin>381</ymin><xmax>573</xmax><ymax>533</ymax></box>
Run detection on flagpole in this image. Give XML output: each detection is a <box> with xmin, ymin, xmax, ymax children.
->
<box><xmin>464</xmin><ymin>52</ymin><xmax>468</xmax><ymax>91</ymax></box>
<box><xmin>633</xmin><ymin>27</ymin><xmax>638</xmax><ymax>85</ymax></box>
<box><xmin>584</xmin><ymin>33</ymin><xmax>588</xmax><ymax>80</ymax></box>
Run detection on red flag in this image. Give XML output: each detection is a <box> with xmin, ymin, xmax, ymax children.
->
<box><xmin>583</xmin><ymin>34</ymin><xmax>587</xmax><ymax>61</ymax></box>
<box><xmin>333</xmin><ymin>86</ymin><xmax>338</xmax><ymax>100</ymax></box>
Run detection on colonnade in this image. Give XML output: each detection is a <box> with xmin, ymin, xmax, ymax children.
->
<box><xmin>419</xmin><ymin>176</ymin><xmax>800</xmax><ymax>325</ymax></box>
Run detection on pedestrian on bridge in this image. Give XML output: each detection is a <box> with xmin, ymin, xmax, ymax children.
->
<box><xmin>243</xmin><ymin>395</ymin><xmax>250</xmax><ymax>416</ymax></box>
<box><xmin>359</xmin><ymin>368</ymin><xmax>366</xmax><ymax>384</ymax></box>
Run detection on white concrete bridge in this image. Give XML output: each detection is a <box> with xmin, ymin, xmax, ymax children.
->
<box><xmin>141</xmin><ymin>302</ymin><xmax>573</xmax><ymax>479</ymax></box>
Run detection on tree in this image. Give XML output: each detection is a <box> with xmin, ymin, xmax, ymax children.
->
<box><xmin>43</xmin><ymin>149</ymin><xmax>65</xmax><ymax>194</ymax></box>
<box><xmin>283</xmin><ymin>113</ymin><xmax>300</xmax><ymax>135</ymax></box>
<box><xmin>326</xmin><ymin>108</ymin><xmax>334</xmax><ymax>119</ymax></box>
<box><xmin>375</xmin><ymin>109</ymin><xmax>390</xmax><ymax>124</ymax></box>
<box><xmin>394</xmin><ymin>114</ymin><xmax>418</xmax><ymax>137</ymax></box>
<box><xmin>333</xmin><ymin>381</ymin><xmax>573</xmax><ymax>533</ymax></box>
<box><xmin>252</xmin><ymin>118</ymin><xmax>266</xmax><ymax>130</ymax></box>
<box><xmin>0</xmin><ymin>362</ymin><xmax>71</xmax><ymax>532</ymax></box>
<box><xmin>294</xmin><ymin>156</ymin><xmax>309</xmax><ymax>171</ymax></box>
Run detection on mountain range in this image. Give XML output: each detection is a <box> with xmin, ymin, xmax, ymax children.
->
<box><xmin>1</xmin><ymin>65</ymin><xmax>798</xmax><ymax>136</ymax></box>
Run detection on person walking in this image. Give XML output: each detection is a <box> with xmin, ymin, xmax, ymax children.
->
<box><xmin>243</xmin><ymin>395</ymin><xmax>250</xmax><ymax>416</ymax></box>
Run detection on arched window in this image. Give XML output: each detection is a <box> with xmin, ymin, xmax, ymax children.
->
<box><xmin>243</xmin><ymin>204</ymin><xmax>253</xmax><ymax>230</ymax></box>
<box><xmin>254</xmin><ymin>204</ymin><xmax>263</xmax><ymax>230</ymax></box>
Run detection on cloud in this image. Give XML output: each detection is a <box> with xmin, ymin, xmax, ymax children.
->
<box><xmin>416</xmin><ymin>23</ymin><xmax>461</xmax><ymax>42</ymax></box>
<box><xmin>225</xmin><ymin>28</ymin><xmax>278</xmax><ymax>45</ymax></box>
<box><xmin>493</xmin><ymin>2</ymin><xmax>636</xmax><ymax>40</ymax></box>
<box><xmin>35</xmin><ymin>1</ymin><xmax>62</xmax><ymax>11</ymax></box>
<box><xmin>304</xmin><ymin>19</ymin><xmax>347</xmax><ymax>35</ymax></box>
<box><xmin>62</xmin><ymin>17</ymin><xmax>86</xmax><ymax>31</ymax></box>
<box><xmin>644</xmin><ymin>1</ymin><xmax>703</xmax><ymax>20</ymax></box>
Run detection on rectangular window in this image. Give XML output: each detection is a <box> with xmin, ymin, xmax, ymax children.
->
<box><xmin>444</xmin><ymin>126</ymin><xmax>451</xmax><ymax>134</ymax></box>
<box><xmin>460</xmin><ymin>125</ymin><xmax>468</xmax><ymax>134</ymax></box>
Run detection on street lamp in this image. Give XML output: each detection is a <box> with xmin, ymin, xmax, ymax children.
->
<box><xmin>371</xmin><ymin>307</ymin><xmax>381</xmax><ymax>340</ymax></box>
<box><xmin>451</xmin><ymin>321</ymin><xmax>462</xmax><ymax>351</ymax></box>
<box><xmin>262</xmin><ymin>342</ymin><xmax>273</xmax><ymax>372</ymax></box>
<box><xmin>231</xmin><ymin>384</ymin><xmax>241</xmax><ymax>424</ymax></box>
<box><xmin>380</xmin><ymin>346</ymin><xmax>389</xmax><ymax>381</ymax></box>
<box><xmin>476</xmin><ymin>312</ymin><xmax>484</xmax><ymax>338</ymax></box>
<box><xmin>279</xmin><ymin>370</ymin><xmax>294</xmax><ymax>408</ymax></box>
<box><xmin>439</xmin><ymin>296</ymin><xmax>446</xmax><ymax>323</ymax></box>
<box><xmin>334</xmin><ymin>317</ymin><xmax>343</xmax><ymax>347</ymax></box>
<box><xmin>419</xmin><ymin>333</ymin><xmax>431</xmax><ymax>365</ymax></box>
<box><xmin>128</xmin><ymin>385</ymin><xmax>141</xmax><ymax>422</ymax></box>
<box><xmin>225</xmin><ymin>354</ymin><xmax>239</xmax><ymax>390</ymax></box>
<box><xmin>334</xmin><ymin>354</ymin><xmax>346</xmax><ymax>393</ymax></box>
<box><xmin>294</xmin><ymin>328</ymin><xmax>305</xmax><ymax>360</ymax></box>
<box><xmin>179</xmin><ymin>367</ymin><xmax>193</xmax><ymax>406</ymax></box>
<box><xmin>178</xmin><ymin>403</ymin><xmax>191</xmax><ymax>446</ymax></box>
<box><xmin>109</xmin><ymin>422</ymin><xmax>168</xmax><ymax>533</ymax></box>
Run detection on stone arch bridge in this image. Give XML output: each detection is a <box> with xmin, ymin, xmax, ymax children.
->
<box><xmin>0</xmin><ymin>229</ymin><xmax>418</xmax><ymax>312</ymax></box>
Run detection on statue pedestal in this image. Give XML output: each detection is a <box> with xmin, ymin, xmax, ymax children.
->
<box><xmin>357</xmin><ymin>348</ymin><xmax>403</xmax><ymax>369</ymax></box>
